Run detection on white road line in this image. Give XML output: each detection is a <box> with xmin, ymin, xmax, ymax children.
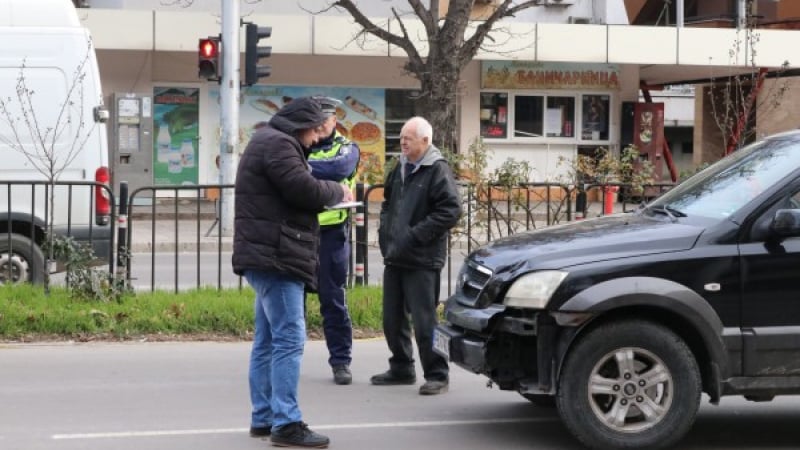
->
<box><xmin>52</xmin><ymin>417</ymin><xmax>556</xmax><ymax>440</ymax></box>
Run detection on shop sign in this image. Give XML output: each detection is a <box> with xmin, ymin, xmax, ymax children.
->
<box><xmin>482</xmin><ymin>61</ymin><xmax>620</xmax><ymax>90</ymax></box>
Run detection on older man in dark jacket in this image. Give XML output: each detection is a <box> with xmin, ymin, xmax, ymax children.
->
<box><xmin>372</xmin><ymin>116</ymin><xmax>462</xmax><ymax>396</ymax></box>
<box><xmin>233</xmin><ymin>97</ymin><xmax>351</xmax><ymax>448</ymax></box>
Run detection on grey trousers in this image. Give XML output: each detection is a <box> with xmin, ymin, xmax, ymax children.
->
<box><xmin>382</xmin><ymin>265</ymin><xmax>449</xmax><ymax>382</ymax></box>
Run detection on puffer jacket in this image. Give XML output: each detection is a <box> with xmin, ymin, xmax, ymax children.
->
<box><xmin>378</xmin><ymin>145</ymin><xmax>462</xmax><ymax>270</ymax></box>
<box><xmin>232</xmin><ymin>123</ymin><xmax>344</xmax><ymax>290</ymax></box>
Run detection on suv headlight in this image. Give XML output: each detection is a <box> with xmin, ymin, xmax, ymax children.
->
<box><xmin>503</xmin><ymin>270</ymin><xmax>568</xmax><ymax>309</ymax></box>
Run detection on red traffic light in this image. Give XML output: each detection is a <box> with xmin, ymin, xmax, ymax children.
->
<box><xmin>198</xmin><ymin>36</ymin><xmax>221</xmax><ymax>81</ymax></box>
<box><xmin>199</xmin><ymin>38</ymin><xmax>218</xmax><ymax>58</ymax></box>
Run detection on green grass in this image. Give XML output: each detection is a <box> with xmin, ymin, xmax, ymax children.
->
<box><xmin>0</xmin><ymin>284</ymin><xmax>384</xmax><ymax>341</ymax></box>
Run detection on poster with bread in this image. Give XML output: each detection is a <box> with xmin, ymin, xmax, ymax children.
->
<box><xmin>209</xmin><ymin>85</ymin><xmax>386</xmax><ymax>157</ymax></box>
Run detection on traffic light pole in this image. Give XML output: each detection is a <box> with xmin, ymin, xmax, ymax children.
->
<box><xmin>219</xmin><ymin>0</ymin><xmax>240</xmax><ymax>236</ymax></box>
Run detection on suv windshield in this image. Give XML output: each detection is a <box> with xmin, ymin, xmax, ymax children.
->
<box><xmin>649</xmin><ymin>135</ymin><xmax>800</xmax><ymax>220</ymax></box>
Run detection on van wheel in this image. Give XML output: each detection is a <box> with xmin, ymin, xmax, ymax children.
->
<box><xmin>0</xmin><ymin>234</ymin><xmax>45</xmax><ymax>285</ymax></box>
<box><xmin>556</xmin><ymin>320</ymin><xmax>701</xmax><ymax>450</ymax></box>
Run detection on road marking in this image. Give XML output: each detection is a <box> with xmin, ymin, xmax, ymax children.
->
<box><xmin>52</xmin><ymin>417</ymin><xmax>556</xmax><ymax>440</ymax></box>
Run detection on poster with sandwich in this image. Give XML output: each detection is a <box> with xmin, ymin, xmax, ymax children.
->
<box><xmin>209</xmin><ymin>85</ymin><xmax>386</xmax><ymax>166</ymax></box>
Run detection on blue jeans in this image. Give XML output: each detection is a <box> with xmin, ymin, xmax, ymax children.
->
<box><xmin>245</xmin><ymin>270</ymin><xmax>306</xmax><ymax>430</ymax></box>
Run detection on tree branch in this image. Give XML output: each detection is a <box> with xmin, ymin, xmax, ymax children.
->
<box><xmin>328</xmin><ymin>1</ymin><xmax>425</xmax><ymax>73</ymax></box>
<box><xmin>458</xmin><ymin>0</ymin><xmax>539</xmax><ymax>66</ymax></box>
<box><xmin>406</xmin><ymin>0</ymin><xmax>435</xmax><ymax>40</ymax></box>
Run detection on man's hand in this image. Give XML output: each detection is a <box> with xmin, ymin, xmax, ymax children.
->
<box><xmin>340</xmin><ymin>183</ymin><xmax>354</xmax><ymax>202</ymax></box>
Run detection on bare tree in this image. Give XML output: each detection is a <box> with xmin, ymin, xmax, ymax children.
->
<box><xmin>707</xmin><ymin>0</ymin><xmax>790</xmax><ymax>157</ymax></box>
<box><xmin>0</xmin><ymin>39</ymin><xmax>100</xmax><ymax>289</ymax></box>
<box><xmin>319</xmin><ymin>0</ymin><xmax>541</xmax><ymax>153</ymax></box>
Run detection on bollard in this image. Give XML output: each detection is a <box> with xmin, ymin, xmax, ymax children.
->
<box><xmin>354</xmin><ymin>183</ymin><xmax>367</xmax><ymax>285</ymax></box>
<box><xmin>115</xmin><ymin>181</ymin><xmax>129</xmax><ymax>289</ymax></box>
<box><xmin>575</xmin><ymin>189</ymin><xmax>587</xmax><ymax>220</ymax></box>
<box><xmin>603</xmin><ymin>186</ymin><xmax>618</xmax><ymax>215</ymax></box>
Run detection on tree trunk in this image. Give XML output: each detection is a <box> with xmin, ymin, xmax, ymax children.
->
<box><xmin>415</xmin><ymin>63</ymin><xmax>461</xmax><ymax>155</ymax></box>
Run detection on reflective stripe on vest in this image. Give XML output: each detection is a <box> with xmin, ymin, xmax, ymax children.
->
<box><xmin>309</xmin><ymin>133</ymin><xmax>357</xmax><ymax>227</ymax></box>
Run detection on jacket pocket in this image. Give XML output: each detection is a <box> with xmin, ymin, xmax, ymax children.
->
<box><xmin>278</xmin><ymin>224</ymin><xmax>316</xmax><ymax>262</ymax></box>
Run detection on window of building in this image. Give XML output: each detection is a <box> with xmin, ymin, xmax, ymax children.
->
<box><xmin>546</xmin><ymin>96</ymin><xmax>576</xmax><ymax>138</ymax></box>
<box><xmin>481</xmin><ymin>91</ymin><xmax>610</xmax><ymax>143</ymax></box>
<box><xmin>513</xmin><ymin>95</ymin><xmax>543</xmax><ymax>138</ymax></box>
<box><xmin>384</xmin><ymin>89</ymin><xmax>423</xmax><ymax>160</ymax></box>
<box><xmin>479</xmin><ymin>92</ymin><xmax>508</xmax><ymax>139</ymax></box>
<box><xmin>581</xmin><ymin>94</ymin><xmax>610</xmax><ymax>141</ymax></box>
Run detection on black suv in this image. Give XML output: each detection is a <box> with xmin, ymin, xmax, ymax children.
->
<box><xmin>434</xmin><ymin>131</ymin><xmax>800</xmax><ymax>449</ymax></box>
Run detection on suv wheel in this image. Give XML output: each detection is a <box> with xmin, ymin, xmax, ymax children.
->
<box><xmin>0</xmin><ymin>234</ymin><xmax>45</xmax><ymax>285</ymax></box>
<box><xmin>556</xmin><ymin>320</ymin><xmax>701</xmax><ymax>450</ymax></box>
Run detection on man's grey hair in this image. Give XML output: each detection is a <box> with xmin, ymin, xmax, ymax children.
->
<box><xmin>407</xmin><ymin>116</ymin><xmax>433</xmax><ymax>143</ymax></box>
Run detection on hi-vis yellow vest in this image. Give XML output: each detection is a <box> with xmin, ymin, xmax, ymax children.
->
<box><xmin>309</xmin><ymin>134</ymin><xmax>357</xmax><ymax>226</ymax></box>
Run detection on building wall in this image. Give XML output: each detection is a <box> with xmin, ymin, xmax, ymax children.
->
<box><xmin>757</xmin><ymin>77</ymin><xmax>800</xmax><ymax>137</ymax></box>
<box><xmin>695</xmin><ymin>85</ymin><xmax>727</xmax><ymax>165</ymax></box>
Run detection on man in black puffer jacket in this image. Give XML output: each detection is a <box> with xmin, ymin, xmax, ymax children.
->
<box><xmin>233</xmin><ymin>97</ymin><xmax>351</xmax><ymax>449</ymax></box>
<box><xmin>371</xmin><ymin>116</ymin><xmax>462</xmax><ymax>396</ymax></box>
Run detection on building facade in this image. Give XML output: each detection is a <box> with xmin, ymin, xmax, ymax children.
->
<box><xmin>75</xmin><ymin>0</ymin><xmax>800</xmax><ymax>189</ymax></box>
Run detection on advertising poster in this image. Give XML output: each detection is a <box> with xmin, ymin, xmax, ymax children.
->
<box><xmin>153</xmin><ymin>87</ymin><xmax>199</xmax><ymax>185</ymax></box>
<box><xmin>209</xmin><ymin>85</ymin><xmax>386</xmax><ymax>164</ymax></box>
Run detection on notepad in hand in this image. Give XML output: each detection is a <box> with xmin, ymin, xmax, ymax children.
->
<box><xmin>325</xmin><ymin>201</ymin><xmax>363</xmax><ymax>210</ymax></box>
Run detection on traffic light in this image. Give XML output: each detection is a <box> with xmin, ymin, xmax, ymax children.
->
<box><xmin>198</xmin><ymin>36</ymin><xmax>221</xmax><ymax>81</ymax></box>
<box><xmin>244</xmin><ymin>23</ymin><xmax>272</xmax><ymax>86</ymax></box>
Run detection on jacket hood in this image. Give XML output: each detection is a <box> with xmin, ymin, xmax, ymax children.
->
<box><xmin>470</xmin><ymin>213</ymin><xmax>704</xmax><ymax>275</ymax></box>
<box><xmin>268</xmin><ymin>96</ymin><xmax>326</xmax><ymax>135</ymax></box>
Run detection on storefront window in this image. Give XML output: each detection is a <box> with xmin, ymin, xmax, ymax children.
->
<box><xmin>483</xmin><ymin>93</ymin><xmax>580</xmax><ymax>140</ymax></box>
<box><xmin>480</xmin><ymin>92</ymin><xmax>508</xmax><ymax>139</ymax></box>
<box><xmin>513</xmin><ymin>95</ymin><xmax>543</xmax><ymax>138</ymax></box>
<box><xmin>581</xmin><ymin>94</ymin><xmax>610</xmax><ymax>141</ymax></box>
<box><xmin>545</xmin><ymin>96</ymin><xmax>575</xmax><ymax>138</ymax></box>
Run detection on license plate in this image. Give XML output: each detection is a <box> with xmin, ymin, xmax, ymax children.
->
<box><xmin>433</xmin><ymin>328</ymin><xmax>450</xmax><ymax>360</ymax></box>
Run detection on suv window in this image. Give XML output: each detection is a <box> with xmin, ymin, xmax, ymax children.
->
<box><xmin>650</xmin><ymin>138</ymin><xmax>800</xmax><ymax>220</ymax></box>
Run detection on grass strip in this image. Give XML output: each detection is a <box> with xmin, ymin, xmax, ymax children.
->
<box><xmin>0</xmin><ymin>284</ymin><xmax>385</xmax><ymax>341</ymax></box>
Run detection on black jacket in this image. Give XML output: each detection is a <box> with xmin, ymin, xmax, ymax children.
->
<box><xmin>378</xmin><ymin>145</ymin><xmax>462</xmax><ymax>270</ymax></box>
<box><xmin>232</xmin><ymin>123</ymin><xmax>344</xmax><ymax>290</ymax></box>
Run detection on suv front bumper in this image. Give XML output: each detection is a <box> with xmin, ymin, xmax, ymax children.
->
<box><xmin>434</xmin><ymin>323</ymin><xmax>491</xmax><ymax>374</ymax></box>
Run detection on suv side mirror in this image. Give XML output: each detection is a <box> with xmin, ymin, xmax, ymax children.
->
<box><xmin>770</xmin><ymin>209</ymin><xmax>800</xmax><ymax>237</ymax></box>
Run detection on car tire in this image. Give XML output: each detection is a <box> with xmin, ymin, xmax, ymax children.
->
<box><xmin>556</xmin><ymin>320</ymin><xmax>701</xmax><ymax>450</ymax></box>
<box><xmin>0</xmin><ymin>233</ymin><xmax>45</xmax><ymax>285</ymax></box>
<box><xmin>521</xmin><ymin>393</ymin><xmax>556</xmax><ymax>407</ymax></box>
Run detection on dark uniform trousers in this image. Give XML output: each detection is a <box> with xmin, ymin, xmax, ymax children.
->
<box><xmin>382</xmin><ymin>265</ymin><xmax>449</xmax><ymax>382</ymax></box>
<box><xmin>318</xmin><ymin>223</ymin><xmax>353</xmax><ymax>367</ymax></box>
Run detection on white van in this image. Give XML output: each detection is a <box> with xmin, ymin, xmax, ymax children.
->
<box><xmin>0</xmin><ymin>0</ymin><xmax>111</xmax><ymax>284</ymax></box>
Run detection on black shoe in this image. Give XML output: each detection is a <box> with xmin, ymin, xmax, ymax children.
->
<box><xmin>419</xmin><ymin>380</ymin><xmax>449</xmax><ymax>395</ymax></box>
<box><xmin>332</xmin><ymin>365</ymin><xmax>352</xmax><ymax>385</ymax></box>
<box><xmin>370</xmin><ymin>369</ymin><xmax>416</xmax><ymax>385</ymax></box>
<box><xmin>270</xmin><ymin>421</ymin><xmax>329</xmax><ymax>448</ymax></box>
<box><xmin>249</xmin><ymin>425</ymin><xmax>271</xmax><ymax>437</ymax></box>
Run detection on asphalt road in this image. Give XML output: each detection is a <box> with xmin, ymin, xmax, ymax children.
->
<box><xmin>2</xmin><ymin>340</ymin><xmax>800</xmax><ymax>450</ymax></box>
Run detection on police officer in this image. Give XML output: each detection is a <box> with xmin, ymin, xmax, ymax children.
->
<box><xmin>308</xmin><ymin>96</ymin><xmax>360</xmax><ymax>385</ymax></box>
